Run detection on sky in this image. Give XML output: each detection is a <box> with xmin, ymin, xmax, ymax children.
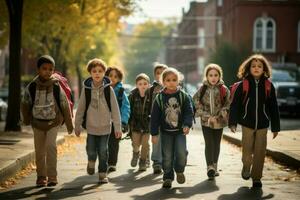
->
<box><xmin>123</xmin><ymin>0</ymin><xmax>207</xmax><ymax>24</ymax></box>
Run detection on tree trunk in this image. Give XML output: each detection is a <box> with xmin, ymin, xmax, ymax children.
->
<box><xmin>5</xmin><ymin>0</ymin><xmax>23</xmax><ymax>131</ymax></box>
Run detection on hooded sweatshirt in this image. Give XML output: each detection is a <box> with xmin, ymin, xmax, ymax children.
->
<box><xmin>113</xmin><ymin>82</ymin><xmax>130</xmax><ymax>124</ymax></box>
<box><xmin>21</xmin><ymin>75</ymin><xmax>73</xmax><ymax>132</ymax></box>
<box><xmin>75</xmin><ymin>76</ymin><xmax>121</xmax><ymax>135</ymax></box>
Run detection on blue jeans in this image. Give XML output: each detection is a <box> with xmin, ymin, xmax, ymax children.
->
<box><xmin>161</xmin><ymin>133</ymin><xmax>187</xmax><ymax>181</ymax></box>
<box><xmin>86</xmin><ymin>134</ymin><xmax>109</xmax><ymax>173</ymax></box>
<box><xmin>151</xmin><ymin>133</ymin><xmax>162</xmax><ymax>167</ymax></box>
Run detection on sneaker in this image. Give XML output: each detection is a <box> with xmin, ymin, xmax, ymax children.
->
<box><xmin>47</xmin><ymin>176</ymin><xmax>58</xmax><ymax>187</ymax></box>
<box><xmin>131</xmin><ymin>151</ymin><xmax>139</xmax><ymax>167</ymax></box>
<box><xmin>207</xmin><ymin>165</ymin><xmax>215</xmax><ymax>180</ymax></box>
<box><xmin>98</xmin><ymin>173</ymin><xmax>109</xmax><ymax>184</ymax></box>
<box><xmin>87</xmin><ymin>160</ymin><xmax>95</xmax><ymax>175</ymax></box>
<box><xmin>108</xmin><ymin>165</ymin><xmax>116</xmax><ymax>172</ymax></box>
<box><xmin>153</xmin><ymin>165</ymin><xmax>162</xmax><ymax>174</ymax></box>
<box><xmin>241</xmin><ymin>166</ymin><xmax>251</xmax><ymax>180</ymax></box>
<box><xmin>252</xmin><ymin>179</ymin><xmax>262</xmax><ymax>188</ymax></box>
<box><xmin>162</xmin><ymin>179</ymin><xmax>172</xmax><ymax>188</ymax></box>
<box><xmin>138</xmin><ymin>159</ymin><xmax>147</xmax><ymax>171</ymax></box>
<box><xmin>36</xmin><ymin>176</ymin><xmax>47</xmax><ymax>187</ymax></box>
<box><xmin>176</xmin><ymin>173</ymin><xmax>185</xmax><ymax>184</ymax></box>
<box><xmin>213</xmin><ymin>163</ymin><xmax>219</xmax><ymax>177</ymax></box>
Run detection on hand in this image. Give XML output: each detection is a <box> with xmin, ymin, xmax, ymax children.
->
<box><xmin>221</xmin><ymin>110</ymin><xmax>228</xmax><ymax>118</ymax></box>
<box><xmin>152</xmin><ymin>136</ymin><xmax>158</xmax><ymax>144</ymax></box>
<box><xmin>183</xmin><ymin>127</ymin><xmax>190</xmax><ymax>135</ymax></box>
<box><xmin>272</xmin><ymin>132</ymin><xmax>278</xmax><ymax>139</ymax></box>
<box><xmin>114</xmin><ymin>131</ymin><xmax>122</xmax><ymax>139</ymax></box>
<box><xmin>230</xmin><ymin>126</ymin><xmax>236</xmax><ymax>133</ymax></box>
<box><xmin>75</xmin><ymin>129</ymin><xmax>81</xmax><ymax>137</ymax></box>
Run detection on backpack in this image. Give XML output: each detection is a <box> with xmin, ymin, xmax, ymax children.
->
<box><xmin>116</xmin><ymin>87</ymin><xmax>124</xmax><ymax>108</ymax></box>
<box><xmin>198</xmin><ymin>84</ymin><xmax>227</xmax><ymax>105</ymax></box>
<box><xmin>82</xmin><ymin>86</ymin><xmax>111</xmax><ymax>129</ymax></box>
<box><xmin>29</xmin><ymin>72</ymin><xmax>74</xmax><ymax>120</ymax></box>
<box><xmin>230</xmin><ymin>79</ymin><xmax>271</xmax><ymax>104</ymax></box>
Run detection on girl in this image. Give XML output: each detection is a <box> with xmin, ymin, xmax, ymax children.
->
<box><xmin>229</xmin><ymin>54</ymin><xmax>280</xmax><ymax>188</ymax></box>
<box><xmin>105</xmin><ymin>67</ymin><xmax>130</xmax><ymax>172</ymax></box>
<box><xmin>193</xmin><ymin>64</ymin><xmax>230</xmax><ymax>180</ymax></box>
<box><xmin>151</xmin><ymin>68</ymin><xmax>193</xmax><ymax>188</ymax></box>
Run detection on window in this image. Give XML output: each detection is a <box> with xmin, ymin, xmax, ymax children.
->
<box><xmin>298</xmin><ymin>21</ymin><xmax>300</xmax><ymax>52</ymax></box>
<box><xmin>198</xmin><ymin>28</ymin><xmax>205</xmax><ymax>48</ymax></box>
<box><xmin>253</xmin><ymin>17</ymin><xmax>276</xmax><ymax>52</ymax></box>
<box><xmin>217</xmin><ymin>0</ymin><xmax>223</xmax><ymax>6</ymax></box>
<box><xmin>197</xmin><ymin>56</ymin><xmax>205</xmax><ymax>74</ymax></box>
<box><xmin>217</xmin><ymin>20</ymin><xmax>223</xmax><ymax>35</ymax></box>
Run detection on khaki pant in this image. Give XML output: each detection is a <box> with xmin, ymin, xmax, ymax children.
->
<box><xmin>131</xmin><ymin>132</ymin><xmax>150</xmax><ymax>160</ymax></box>
<box><xmin>242</xmin><ymin>126</ymin><xmax>267</xmax><ymax>180</ymax></box>
<box><xmin>33</xmin><ymin>126</ymin><xmax>59</xmax><ymax>177</ymax></box>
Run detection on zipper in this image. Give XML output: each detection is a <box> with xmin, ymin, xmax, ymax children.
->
<box><xmin>263</xmin><ymin>104</ymin><xmax>269</xmax><ymax>120</ymax></box>
<box><xmin>255</xmin><ymin>80</ymin><xmax>259</xmax><ymax>130</ymax></box>
<box><xmin>242</xmin><ymin>98</ymin><xmax>249</xmax><ymax>119</ymax></box>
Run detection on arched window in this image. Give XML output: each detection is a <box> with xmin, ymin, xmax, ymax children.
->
<box><xmin>253</xmin><ymin>17</ymin><xmax>276</xmax><ymax>52</ymax></box>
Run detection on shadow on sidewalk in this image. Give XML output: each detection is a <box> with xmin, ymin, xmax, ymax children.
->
<box><xmin>0</xmin><ymin>175</ymin><xmax>101</xmax><ymax>200</ymax></box>
<box><xmin>217</xmin><ymin>186</ymin><xmax>274</xmax><ymax>200</ymax></box>
<box><xmin>131</xmin><ymin>179</ymin><xmax>219</xmax><ymax>200</ymax></box>
<box><xmin>109</xmin><ymin>169</ymin><xmax>161</xmax><ymax>193</ymax></box>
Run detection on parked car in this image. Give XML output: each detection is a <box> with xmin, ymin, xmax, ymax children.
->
<box><xmin>0</xmin><ymin>98</ymin><xmax>7</xmax><ymax>121</ymax></box>
<box><xmin>272</xmin><ymin>65</ymin><xmax>300</xmax><ymax>115</ymax></box>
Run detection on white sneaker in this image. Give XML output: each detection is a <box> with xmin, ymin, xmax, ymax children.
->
<box><xmin>99</xmin><ymin>173</ymin><xmax>108</xmax><ymax>184</ymax></box>
<box><xmin>207</xmin><ymin>165</ymin><xmax>215</xmax><ymax>180</ymax></box>
<box><xmin>213</xmin><ymin>163</ymin><xmax>219</xmax><ymax>177</ymax></box>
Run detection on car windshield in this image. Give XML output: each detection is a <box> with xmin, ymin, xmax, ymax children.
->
<box><xmin>272</xmin><ymin>69</ymin><xmax>299</xmax><ymax>82</ymax></box>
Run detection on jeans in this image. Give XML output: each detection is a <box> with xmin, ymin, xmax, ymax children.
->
<box><xmin>202</xmin><ymin>126</ymin><xmax>223</xmax><ymax>167</ymax></box>
<box><xmin>151</xmin><ymin>133</ymin><xmax>162</xmax><ymax>167</ymax></box>
<box><xmin>86</xmin><ymin>133</ymin><xmax>109</xmax><ymax>173</ymax></box>
<box><xmin>108</xmin><ymin>125</ymin><xmax>121</xmax><ymax>166</ymax></box>
<box><xmin>161</xmin><ymin>133</ymin><xmax>187</xmax><ymax>181</ymax></box>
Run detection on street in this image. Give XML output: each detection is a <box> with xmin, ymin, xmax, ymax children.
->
<box><xmin>0</xmin><ymin>128</ymin><xmax>299</xmax><ymax>200</ymax></box>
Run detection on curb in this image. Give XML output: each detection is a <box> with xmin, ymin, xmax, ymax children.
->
<box><xmin>223</xmin><ymin>133</ymin><xmax>300</xmax><ymax>168</ymax></box>
<box><xmin>0</xmin><ymin>136</ymin><xmax>65</xmax><ymax>183</ymax></box>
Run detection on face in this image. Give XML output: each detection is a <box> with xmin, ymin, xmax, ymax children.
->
<box><xmin>155</xmin><ymin>68</ymin><xmax>164</xmax><ymax>82</ymax></box>
<box><xmin>163</xmin><ymin>73</ymin><xmax>178</xmax><ymax>90</ymax></box>
<box><xmin>250</xmin><ymin>59</ymin><xmax>264</xmax><ymax>79</ymax></box>
<box><xmin>136</xmin><ymin>79</ymin><xmax>149</xmax><ymax>93</ymax></box>
<box><xmin>207</xmin><ymin>69</ymin><xmax>220</xmax><ymax>86</ymax></box>
<box><xmin>108</xmin><ymin>70</ymin><xmax>120</xmax><ymax>86</ymax></box>
<box><xmin>90</xmin><ymin>65</ymin><xmax>105</xmax><ymax>83</ymax></box>
<box><xmin>38</xmin><ymin>63</ymin><xmax>54</xmax><ymax>81</ymax></box>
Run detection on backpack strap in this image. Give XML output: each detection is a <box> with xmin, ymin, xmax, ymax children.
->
<box><xmin>53</xmin><ymin>84</ymin><xmax>62</xmax><ymax>114</ymax></box>
<box><xmin>199</xmin><ymin>85</ymin><xmax>208</xmax><ymax>104</ymax></box>
<box><xmin>265</xmin><ymin>79</ymin><xmax>271</xmax><ymax>99</ymax></box>
<box><xmin>155</xmin><ymin>93</ymin><xmax>164</xmax><ymax>110</ymax></box>
<box><xmin>219</xmin><ymin>84</ymin><xmax>227</xmax><ymax>105</ymax></box>
<box><xmin>242</xmin><ymin>79</ymin><xmax>249</xmax><ymax>104</ymax></box>
<box><xmin>28</xmin><ymin>82</ymin><xmax>37</xmax><ymax>108</ymax></box>
<box><xmin>104</xmin><ymin>86</ymin><xmax>111</xmax><ymax>112</ymax></box>
<box><xmin>117</xmin><ymin>87</ymin><xmax>124</xmax><ymax>108</ymax></box>
<box><xmin>82</xmin><ymin>88</ymin><xmax>91</xmax><ymax>129</ymax></box>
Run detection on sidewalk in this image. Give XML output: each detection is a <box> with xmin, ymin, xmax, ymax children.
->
<box><xmin>0</xmin><ymin>124</ymin><xmax>65</xmax><ymax>183</ymax></box>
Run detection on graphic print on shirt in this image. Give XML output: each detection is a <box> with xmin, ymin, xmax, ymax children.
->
<box><xmin>165</xmin><ymin>97</ymin><xmax>181</xmax><ymax>128</ymax></box>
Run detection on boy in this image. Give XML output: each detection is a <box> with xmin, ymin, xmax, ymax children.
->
<box><xmin>128</xmin><ymin>73</ymin><xmax>151</xmax><ymax>171</ymax></box>
<box><xmin>147</xmin><ymin>63</ymin><xmax>168</xmax><ymax>174</ymax></box>
<box><xmin>75</xmin><ymin>58</ymin><xmax>122</xmax><ymax>183</ymax></box>
<box><xmin>21</xmin><ymin>55</ymin><xmax>73</xmax><ymax>187</ymax></box>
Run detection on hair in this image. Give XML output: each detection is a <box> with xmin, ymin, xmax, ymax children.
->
<box><xmin>203</xmin><ymin>63</ymin><xmax>223</xmax><ymax>82</ymax></box>
<box><xmin>160</xmin><ymin>67</ymin><xmax>182</xmax><ymax>85</ymax></box>
<box><xmin>135</xmin><ymin>73</ymin><xmax>150</xmax><ymax>84</ymax></box>
<box><xmin>86</xmin><ymin>58</ymin><xmax>107</xmax><ymax>73</ymax></box>
<box><xmin>237</xmin><ymin>54</ymin><xmax>272</xmax><ymax>79</ymax></box>
<box><xmin>37</xmin><ymin>55</ymin><xmax>55</xmax><ymax>69</ymax></box>
<box><xmin>153</xmin><ymin>63</ymin><xmax>168</xmax><ymax>74</ymax></box>
<box><xmin>105</xmin><ymin>66</ymin><xmax>124</xmax><ymax>81</ymax></box>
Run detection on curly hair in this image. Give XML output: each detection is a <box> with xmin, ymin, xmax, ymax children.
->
<box><xmin>237</xmin><ymin>54</ymin><xmax>272</xmax><ymax>79</ymax></box>
<box><xmin>203</xmin><ymin>63</ymin><xmax>223</xmax><ymax>82</ymax></box>
<box><xmin>86</xmin><ymin>58</ymin><xmax>107</xmax><ymax>73</ymax></box>
<box><xmin>105</xmin><ymin>66</ymin><xmax>124</xmax><ymax>81</ymax></box>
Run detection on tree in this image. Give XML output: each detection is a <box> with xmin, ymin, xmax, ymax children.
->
<box><xmin>123</xmin><ymin>21</ymin><xmax>174</xmax><ymax>84</ymax></box>
<box><xmin>4</xmin><ymin>0</ymin><xmax>23</xmax><ymax>131</ymax></box>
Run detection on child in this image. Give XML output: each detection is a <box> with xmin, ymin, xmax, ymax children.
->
<box><xmin>193</xmin><ymin>64</ymin><xmax>230</xmax><ymax>180</ymax></box>
<box><xmin>147</xmin><ymin>63</ymin><xmax>168</xmax><ymax>174</ymax></box>
<box><xmin>229</xmin><ymin>54</ymin><xmax>280</xmax><ymax>188</ymax></box>
<box><xmin>105</xmin><ymin>67</ymin><xmax>130</xmax><ymax>172</ymax></box>
<box><xmin>21</xmin><ymin>55</ymin><xmax>73</xmax><ymax>187</ymax></box>
<box><xmin>75</xmin><ymin>58</ymin><xmax>122</xmax><ymax>184</ymax></box>
<box><xmin>128</xmin><ymin>73</ymin><xmax>151</xmax><ymax>171</ymax></box>
<box><xmin>151</xmin><ymin>68</ymin><xmax>193</xmax><ymax>188</ymax></box>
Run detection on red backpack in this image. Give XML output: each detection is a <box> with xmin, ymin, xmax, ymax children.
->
<box><xmin>230</xmin><ymin>79</ymin><xmax>271</xmax><ymax>104</ymax></box>
<box><xmin>52</xmin><ymin>71</ymin><xmax>74</xmax><ymax>117</ymax></box>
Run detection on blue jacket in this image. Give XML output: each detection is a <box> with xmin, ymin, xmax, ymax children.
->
<box><xmin>113</xmin><ymin>82</ymin><xmax>130</xmax><ymax>124</ymax></box>
<box><xmin>150</xmin><ymin>89</ymin><xmax>193</xmax><ymax>135</ymax></box>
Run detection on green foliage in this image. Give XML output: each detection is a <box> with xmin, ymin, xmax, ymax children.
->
<box><xmin>209</xmin><ymin>41</ymin><xmax>250</xmax><ymax>86</ymax></box>
<box><xmin>124</xmin><ymin>20</ymin><xmax>174</xmax><ymax>84</ymax></box>
<box><xmin>0</xmin><ymin>0</ymin><xmax>9</xmax><ymax>47</ymax></box>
